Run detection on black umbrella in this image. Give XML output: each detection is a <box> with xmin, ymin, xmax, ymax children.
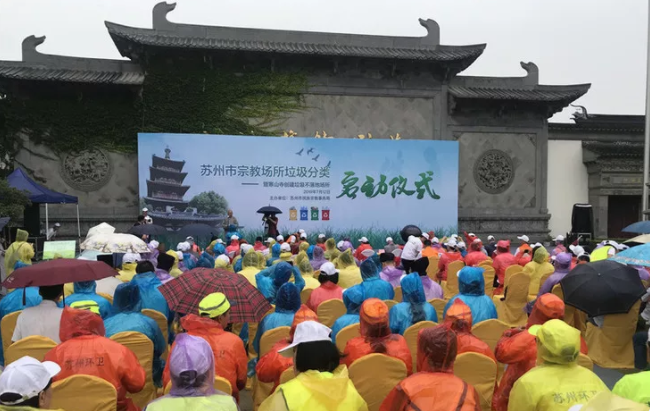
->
<box><xmin>399</xmin><ymin>225</ymin><xmax>422</xmax><ymax>242</ymax></box>
<box><xmin>129</xmin><ymin>224</ymin><xmax>168</xmax><ymax>236</ymax></box>
<box><xmin>559</xmin><ymin>260</ymin><xmax>646</xmax><ymax>317</ymax></box>
<box><xmin>176</xmin><ymin>223</ymin><xmax>219</xmax><ymax>238</ymax></box>
<box><xmin>257</xmin><ymin>206</ymin><xmax>282</xmax><ymax>214</ymax></box>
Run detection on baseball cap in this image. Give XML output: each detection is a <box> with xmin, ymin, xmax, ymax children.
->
<box><xmin>554</xmin><ymin>235</ymin><xmax>565</xmax><ymax>242</ymax></box>
<box><xmin>70</xmin><ymin>300</ymin><xmax>101</xmax><ymax>315</ymax></box>
<box><xmin>198</xmin><ymin>292</ymin><xmax>231</xmax><ymax>318</ymax></box>
<box><xmin>279</xmin><ymin>321</ymin><xmax>332</xmax><ymax>357</ymax></box>
<box><xmin>385</xmin><ymin>237</ymin><xmax>393</xmax><ymax>243</ymax></box>
<box><xmin>142</xmin><ymin>207</ymin><xmax>148</xmax><ymax>212</ymax></box>
<box><xmin>319</xmin><ymin>262</ymin><xmax>339</xmax><ymax>276</ymax></box>
<box><xmin>230</xmin><ymin>235</ymin><xmax>239</xmax><ymax>241</ymax></box>
<box><xmin>122</xmin><ymin>252</ymin><xmax>141</xmax><ymax>264</ymax></box>
<box><xmin>359</xmin><ymin>236</ymin><xmax>369</xmax><ymax>243</ymax></box>
<box><xmin>298</xmin><ymin>229</ymin><xmax>306</xmax><ymax>234</ymax></box>
<box><xmin>149</xmin><ymin>240</ymin><xmax>160</xmax><ymax>249</ymax></box>
<box><xmin>175</xmin><ymin>251</ymin><xmax>184</xmax><ymax>261</ymax></box>
<box><xmin>300</xmin><ymin>233</ymin><xmax>307</xmax><ymax>239</ymax></box>
<box><xmin>265</xmin><ymin>237</ymin><xmax>274</xmax><ymax>244</ymax></box>
<box><xmin>528</xmin><ymin>319</ymin><xmax>580</xmax><ymax>364</ymax></box>
<box><xmin>468</xmin><ymin>233</ymin><xmax>476</xmax><ymax>238</ymax></box>
<box><xmin>432</xmin><ymin>237</ymin><xmax>440</xmax><ymax>244</ymax></box>
<box><xmin>0</xmin><ymin>356</ymin><xmax>61</xmax><ymax>405</ymax></box>
<box><xmin>487</xmin><ymin>235</ymin><xmax>495</xmax><ymax>241</ymax></box>
<box><xmin>186</xmin><ymin>236</ymin><xmax>194</xmax><ymax>242</ymax></box>
<box><xmin>517</xmin><ymin>235</ymin><xmax>530</xmax><ymax>243</ymax></box>
<box><xmin>421</xmin><ymin>233</ymin><xmax>430</xmax><ymax>240</ymax></box>
<box><xmin>280</xmin><ymin>243</ymin><xmax>291</xmax><ymax>252</ymax></box>
<box><xmin>457</xmin><ymin>241</ymin><xmax>466</xmax><ymax>249</ymax></box>
<box><xmin>451</xmin><ymin>234</ymin><xmax>459</xmax><ymax>239</ymax></box>
<box><xmin>289</xmin><ymin>236</ymin><xmax>296</xmax><ymax>244</ymax></box>
<box><xmin>569</xmin><ymin>245</ymin><xmax>584</xmax><ymax>257</ymax></box>
<box><xmin>276</xmin><ymin>235</ymin><xmax>284</xmax><ymax>242</ymax></box>
<box><xmin>318</xmin><ymin>234</ymin><xmax>326</xmax><ymax>239</ymax></box>
<box><xmin>54</xmin><ymin>223</ymin><xmax>61</xmax><ymax>227</ymax></box>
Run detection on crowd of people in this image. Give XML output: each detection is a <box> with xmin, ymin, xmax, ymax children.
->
<box><xmin>0</xmin><ymin>226</ymin><xmax>648</xmax><ymax>411</ymax></box>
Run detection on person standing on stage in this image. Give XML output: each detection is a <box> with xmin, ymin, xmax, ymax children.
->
<box><xmin>263</xmin><ymin>213</ymin><xmax>279</xmax><ymax>238</ymax></box>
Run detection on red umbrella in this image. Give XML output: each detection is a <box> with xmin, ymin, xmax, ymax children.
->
<box><xmin>158</xmin><ymin>268</ymin><xmax>271</xmax><ymax>323</ymax></box>
<box><xmin>3</xmin><ymin>259</ymin><xmax>118</xmax><ymax>288</ymax></box>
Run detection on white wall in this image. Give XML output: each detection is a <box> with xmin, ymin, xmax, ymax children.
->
<box><xmin>547</xmin><ymin>140</ymin><xmax>589</xmax><ymax>237</ymax></box>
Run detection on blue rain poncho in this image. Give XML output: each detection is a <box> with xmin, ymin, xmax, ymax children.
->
<box><xmin>267</xmin><ymin>244</ymin><xmax>281</xmax><ymax>266</ymax></box>
<box><xmin>63</xmin><ymin>281</ymin><xmax>112</xmax><ymax>319</ymax></box>
<box><xmin>182</xmin><ymin>252</ymin><xmax>196</xmax><ymax>271</ymax></box>
<box><xmin>331</xmin><ymin>285</ymin><xmax>365</xmax><ymax>344</ymax></box>
<box><xmin>389</xmin><ymin>273</ymin><xmax>438</xmax><ymax>335</ymax></box>
<box><xmin>196</xmin><ymin>252</ymin><xmax>215</xmax><ymax>268</ymax></box>
<box><xmin>444</xmin><ymin>267</ymin><xmax>497</xmax><ymax>325</ymax></box>
<box><xmin>130</xmin><ymin>271</ymin><xmax>171</xmax><ymax>320</ymax></box>
<box><xmin>359</xmin><ymin>259</ymin><xmax>394</xmax><ymax>301</ymax></box>
<box><xmin>0</xmin><ymin>287</ymin><xmax>41</xmax><ymax>365</ymax></box>
<box><xmin>252</xmin><ymin>283</ymin><xmax>301</xmax><ymax>355</ymax></box>
<box><xmin>105</xmin><ymin>282</ymin><xmax>167</xmax><ymax>387</ymax></box>
<box><xmin>212</xmin><ymin>243</ymin><xmax>226</xmax><ymax>258</ymax></box>
<box><xmin>255</xmin><ymin>262</ymin><xmax>305</xmax><ymax>304</ymax></box>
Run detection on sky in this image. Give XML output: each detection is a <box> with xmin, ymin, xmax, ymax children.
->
<box><xmin>0</xmin><ymin>0</ymin><xmax>647</xmax><ymax>122</ymax></box>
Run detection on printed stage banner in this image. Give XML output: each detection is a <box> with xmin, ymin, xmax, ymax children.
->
<box><xmin>138</xmin><ymin>133</ymin><xmax>458</xmax><ymax>244</ymax></box>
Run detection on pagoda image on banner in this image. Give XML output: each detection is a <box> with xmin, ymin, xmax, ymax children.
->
<box><xmin>144</xmin><ymin>147</ymin><xmax>222</xmax><ymax>229</ymax></box>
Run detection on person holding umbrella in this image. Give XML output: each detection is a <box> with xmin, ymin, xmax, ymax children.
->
<box><xmin>163</xmin><ymin>292</ymin><xmax>247</xmax><ymax>403</ymax></box>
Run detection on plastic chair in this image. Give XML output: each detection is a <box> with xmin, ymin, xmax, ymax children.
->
<box><xmin>426</xmin><ymin>256</ymin><xmax>440</xmax><ymax>281</ymax></box>
<box><xmin>442</xmin><ymin>260</ymin><xmax>464</xmax><ymax>299</ymax></box>
<box><xmin>164</xmin><ymin>376</ymin><xmax>233</xmax><ymax>395</ymax></box>
<box><xmin>253</xmin><ymin>326</ymin><xmax>291</xmax><ymax>409</ymax></box>
<box><xmin>142</xmin><ymin>309</ymin><xmax>169</xmax><ymax>347</ymax></box>
<box><xmin>530</xmin><ymin>268</ymin><xmax>554</xmax><ymax>298</ymax></box>
<box><xmin>349</xmin><ymin>354</ymin><xmax>408</xmax><ymax>411</ymax></box>
<box><xmin>110</xmin><ymin>332</ymin><xmax>155</xmax><ymax>409</ymax></box>
<box><xmin>97</xmin><ymin>292</ymin><xmax>114</xmax><ymax>305</ymax></box>
<box><xmin>428</xmin><ymin>299</ymin><xmax>446</xmax><ymax>322</ymax></box>
<box><xmin>279</xmin><ymin>368</ymin><xmax>295</xmax><ymax>385</ymax></box>
<box><xmin>478</xmin><ymin>259</ymin><xmax>493</xmax><ymax>269</ymax></box>
<box><xmin>51</xmin><ymin>374</ymin><xmax>117</xmax><ymax>411</ymax></box>
<box><xmin>577</xmin><ymin>353</ymin><xmax>594</xmax><ymax>370</ymax></box>
<box><xmin>393</xmin><ymin>286</ymin><xmax>403</xmax><ymax>302</ymax></box>
<box><xmin>248</xmin><ymin>305</ymin><xmax>275</xmax><ymax>358</ymax></box>
<box><xmin>300</xmin><ymin>288</ymin><xmax>313</xmax><ymax>305</ymax></box>
<box><xmin>404</xmin><ymin>321</ymin><xmax>437</xmax><ymax>372</ymax></box>
<box><xmin>454</xmin><ymin>352</ymin><xmax>498</xmax><ymax>411</ymax></box>
<box><xmin>335</xmin><ymin>323</ymin><xmax>360</xmax><ymax>353</ymax></box>
<box><xmin>1</xmin><ymin>311</ymin><xmax>21</xmax><ymax>354</ymax></box>
<box><xmin>504</xmin><ymin>265</ymin><xmax>523</xmax><ymax>287</ymax></box>
<box><xmin>585</xmin><ymin>301</ymin><xmax>641</xmax><ymax>369</ymax></box>
<box><xmin>361</xmin><ymin>249</ymin><xmax>376</xmax><ymax>258</ymax></box>
<box><xmin>492</xmin><ymin>272</ymin><xmax>531</xmax><ymax>327</ymax></box>
<box><xmin>471</xmin><ymin>319</ymin><xmax>510</xmax><ymax>353</ymax></box>
<box><xmin>5</xmin><ymin>336</ymin><xmax>57</xmax><ymax>365</ymax></box>
<box><xmin>482</xmin><ymin>266</ymin><xmax>495</xmax><ymax>297</ymax></box>
<box><xmin>317</xmin><ymin>299</ymin><xmax>346</xmax><ymax>327</ymax></box>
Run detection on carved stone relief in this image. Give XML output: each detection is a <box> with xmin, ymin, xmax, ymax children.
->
<box><xmin>473</xmin><ymin>149</ymin><xmax>515</xmax><ymax>194</ymax></box>
<box><xmin>61</xmin><ymin>149</ymin><xmax>113</xmax><ymax>191</ymax></box>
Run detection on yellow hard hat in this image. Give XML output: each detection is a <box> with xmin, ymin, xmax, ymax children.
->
<box><xmin>198</xmin><ymin>292</ymin><xmax>230</xmax><ymax>318</ymax></box>
<box><xmin>529</xmin><ymin>319</ymin><xmax>580</xmax><ymax>364</ymax></box>
<box><xmin>70</xmin><ymin>300</ymin><xmax>101</xmax><ymax>315</ymax></box>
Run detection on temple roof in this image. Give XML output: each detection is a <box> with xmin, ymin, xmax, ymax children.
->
<box><xmin>0</xmin><ymin>36</ymin><xmax>144</xmax><ymax>86</ymax></box>
<box><xmin>550</xmin><ymin>108</ymin><xmax>645</xmax><ymax>133</ymax></box>
<box><xmin>105</xmin><ymin>2</ymin><xmax>485</xmax><ymax>74</ymax></box>
<box><xmin>448</xmin><ymin>84</ymin><xmax>590</xmax><ymax>102</ymax></box>
<box><xmin>582</xmin><ymin>141</ymin><xmax>643</xmax><ymax>158</ymax></box>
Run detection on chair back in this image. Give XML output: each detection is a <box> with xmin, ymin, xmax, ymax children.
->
<box><xmin>313</xmin><ymin>270</ymin><xmax>321</xmax><ymax>279</ymax></box>
<box><xmin>164</xmin><ymin>376</ymin><xmax>233</xmax><ymax>395</ymax></box>
<box><xmin>504</xmin><ymin>265</ymin><xmax>523</xmax><ymax>286</ymax></box>
<box><xmin>478</xmin><ymin>259</ymin><xmax>493</xmax><ymax>269</ymax></box>
<box><xmin>577</xmin><ymin>353</ymin><xmax>594</xmax><ymax>370</ymax></box>
<box><xmin>471</xmin><ymin>319</ymin><xmax>510</xmax><ymax>353</ymax></box>
<box><xmin>482</xmin><ymin>266</ymin><xmax>496</xmax><ymax>296</ymax></box>
<box><xmin>1</xmin><ymin>311</ymin><xmax>21</xmax><ymax>354</ymax></box>
<box><xmin>247</xmin><ymin>306</ymin><xmax>275</xmax><ymax>358</ymax></box>
<box><xmin>404</xmin><ymin>321</ymin><xmax>437</xmax><ymax>372</ymax></box>
<box><xmin>384</xmin><ymin>300</ymin><xmax>398</xmax><ymax>310</ymax></box>
<box><xmin>317</xmin><ymin>299</ymin><xmax>346</xmax><ymax>327</ymax></box>
<box><xmin>426</xmin><ymin>256</ymin><xmax>439</xmax><ymax>280</ymax></box>
<box><xmin>551</xmin><ymin>283</ymin><xmax>564</xmax><ymax>300</ymax></box>
<box><xmin>361</xmin><ymin>249</ymin><xmax>376</xmax><ymax>258</ymax></box>
<box><xmin>585</xmin><ymin>301</ymin><xmax>641</xmax><ymax>369</ymax></box>
<box><xmin>428</xmin><ymin>299</ymin><xmax>446</xmax><ymax>322</ymax></box>
<box><xmin>454</xmin><ymin>352</ymin><xmax>498</xmax><ymax>411</ymax></box>
<box><xmin>5</xmin><ymin>336</ymin><xmax>57</xmax><ymax>365</ymax></box>
<box><xmin>535</xmin><ymin>269</ymin><xmax>555</xmax><ymax>296</ymax></box>
<box><xmin>393</xmin><ymin>286</ymin><xmax>403</xmax><ymax>302</ymax></box>
<box><xmin>97</xmin><ymin>292</ymin><xmax>114</xmax><ymax>305</ymax></box>
<box><xmin>110</xmin><ymin>331</ymin><xmax>155</xmax><ymax>409</ymax></box>
<box><xmin>259</xmin><ymin>326</ymin><xmax>290</xmax><ymax>357</ymax></box>
<box><xmin>142</xmin><ymin>309</ymin><xmax>169</xmax><ymax>346</ymax></box>
<box><xmin>335</xmin><ymin>323</ymin><xmax>361</xmax><ymax>352</ymax></box>
<box><xmin>349</xmin><ymin>354</ymin><xmax>407</xmax><ymax>411</ymax></box>
<box><xmin>279</xmin><ymin>367</ymin><xmax>296</xmax><ymax>384</ymax></box>
<box><xmin>300</xmin><ymin>288</ymin><xmax>313</xmax><ymax>305</ymax></box>
<box><xmin>494</xmin><ymin>272</ymin><xmax>530</xmax><ymax>327</ymax></box>
<box><xmin>443</xmin><ymin>261</ymin><xmax>464</xmax><ymax>298</ymax></box>
<box><xmin>51</xmin><ymin>374</ymin><xmax>117</xmax><ymax>411</ymax></box>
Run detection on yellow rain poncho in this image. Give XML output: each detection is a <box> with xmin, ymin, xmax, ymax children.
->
<box><xmin>297</xmin><ymin>259</ymin><xmax>320</xmax><ymax>290</ymax></box>
<box><xmin>324</xmin><ymin>238</ymin><xmax>340</xmax><ymax>261</ymax></box>
<box><xmin>335</xmin><ymin>250</ymin><xmax>362</xmax><ymax>289</ymax></box>
<box><xmin>295</xmin><ymin>251</ymin><xmax>308</xmax><ymax>267</ymax></box>
<box><xmin>4</xmin><ymin>229</ymin><xmax>34</xmax><ymax>275</ymax></box>
<box><xmin>215</xmin><ymin>255</ymin><xmax>234</xmax><ymax>272</ymax></box>
<box><xmin>238</xmin><ymin>251</ymin><xmax>261</xmax><ymax>287</ymax></box>
<box><xmin>523</xmin><ymin>247</ymin><xmax>555</xmax><ymax>295</ymax></box>
<box><xmin>508</xmin><ymin>320</ymin><xmax>608</xmax><ymax>411</ymax></box>
<box><xmin>166</xmin><ymin>250</ymin><xmax>183</xmax><ymax>277</ymax></box>
<box><xmin>612</xmin><ymin>370</ymin><xmax>650</xmax><ymax>406</ymax></box>
<box><xmin>256</xmin><ymin>251</ymin><xmax>267</xmax><ymax>270</ymax></box>
<box><xmin>299</xmin><ymin>242</ymin><xmax>310</xmax><ymax>253</ymax></box>
<box><xmin>260</xmin><ymin>365</ymin><xmax>368</xmax><ymax>411</ymax></box>
<box><xmin>117</xmin><ymin>262</ymin><xmax>137</xmax><ymax>282</ymax></box>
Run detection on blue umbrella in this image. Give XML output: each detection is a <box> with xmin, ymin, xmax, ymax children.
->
<box><xmin>622</xmin><ymin>221</ymin><xmax>650</xmax><ymax>234</ymax></box>
<box><xmin>610</xmin><ymin>243</ymin><xmax>650</xmax><ymax>267</ymax></box>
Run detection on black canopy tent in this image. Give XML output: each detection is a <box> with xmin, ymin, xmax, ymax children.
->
<box><xmin>7</xmin><ymin>168</ymin><xmax>80</xmax><ymax>239</ymax></box>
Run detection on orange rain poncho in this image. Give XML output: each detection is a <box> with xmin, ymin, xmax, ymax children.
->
<box><xmin>44</xmin><ymin>308</ymin><xmax>146</xmax><ymax>411</ymax></box>
<box><xmin>442</xmin><ymin>299</ymin><xmax>496</xmax><ymax>361</ymax></box>
<box><xmin>380</xmin><ymin>326</ymin><xmax>481</xmax><ymax>411</ymax></box>
<box><xmin>163</xmin><ymin>314</ymin><xmax>248</xmax><ymax>402</ymax></box>
<box><xmin>437</xmin><ymin>250</ymin><xmax>463</xmax><ymax>281</ymax></box>
<box><xmin>256</xmin><ymin>305</ymin><xmax>319</xmax><ymax>390</ymax></box>
<box><xmin>343</xmin><ymin>299</ymin><xmax>412</xmax><ymax>374</ymax></box>
<box><xmin>492</xmin><ymin>293</ymin><xmax>588</xmax><ymax>411</ymax></box>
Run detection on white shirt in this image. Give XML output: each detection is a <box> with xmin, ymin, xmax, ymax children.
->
<box><xmin>46</xmin><ymin>228</ymin><xmax>57</xmax><ymax>241</ymax></box>
<box><xmin>12</xmin><ymin>300</ymin><xmax>64</xmax><ymax>343</ymax></box>
<box><xmin>401</xmin><ymin>237</ymin><xmax>423</xmax><ymax>261</ymax></box>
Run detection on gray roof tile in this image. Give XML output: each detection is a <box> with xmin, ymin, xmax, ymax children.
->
<box><xmin>0</xmin><ymin>62</ymin><xmax>144</xmax><ymax>85</ymax></box>
<box><xmin>448</xmin><ymin>85</ymin><xmax>590</xmax><ymax>102</ymax></box>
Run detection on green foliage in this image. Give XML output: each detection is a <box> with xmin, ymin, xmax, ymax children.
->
<box><xmin>0</xmin><ymin>58</ymin><xmax>307</xmax><ymax>156</ymax></box>
<box><xmin>189</xmin><ymin>191</ymin><xmax>228</xmax><ymax>216</ymax></box>
<box><xmin>0</xmin><ymin>179</ymin><xmax>31</xmax><ymax>219</ymax></box>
